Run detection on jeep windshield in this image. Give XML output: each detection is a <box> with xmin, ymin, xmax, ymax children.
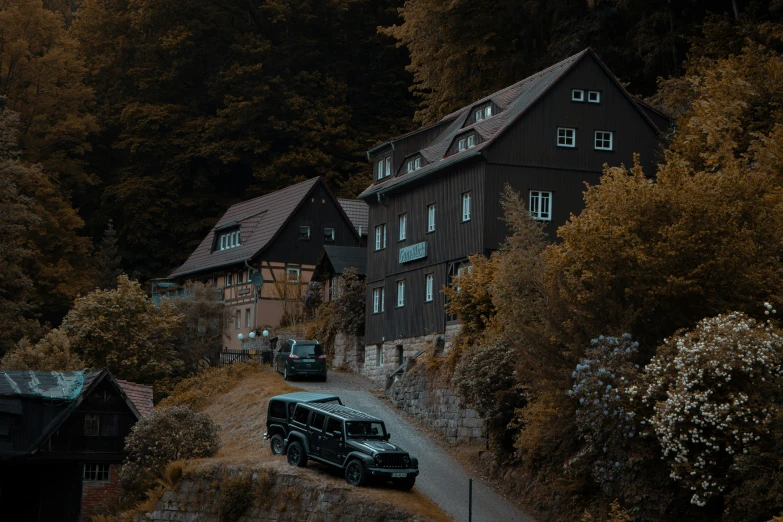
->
<box><xmin>345</xmin><ymin>421</ymin><xmax>386</xmax><ymax>439</ymax></box>
<box><xmin>292</xmin><ymin>344</ymin><xmax>323</xmax><ymax>357</ymax></box>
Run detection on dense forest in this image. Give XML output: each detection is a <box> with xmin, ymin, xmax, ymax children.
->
<box><xmin>0</xmin><ymin>0</ymin><xmax>780</xmax><ymax>350</ymax></box>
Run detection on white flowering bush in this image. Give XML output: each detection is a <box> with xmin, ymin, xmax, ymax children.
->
<box><xmin>571</xmin><ymin>335</ymin><xmax>643</xmax><ymax>484</ymax></box>
<box><xmin>640</xmin><ymin>308</ymin><xmax>783</xmax><ymax>508</ymax></box>
<box><xmin>119</xmin><ymin>406</ymin><xmax>220</xmax><ymax>493</ymax></box>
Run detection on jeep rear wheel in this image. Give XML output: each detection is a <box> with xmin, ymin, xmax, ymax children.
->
<box><xmin>270</xmin><ymin>434</ymin><xmax>285</xmax><ymax>456</ymax></box>
<box><xmin>345</xmin><ymin>460</ymin><xmax>366</xmax><ymax>487</ymax></box>
<box><xmin>393</xmin><ymin>476</ymin><xmax>416</xmax><ymax>491</ymax></box>
<box><xmin>287</xmin><ymin>440</ymin><xmax>307</xmax><ymax>467</ymax></box>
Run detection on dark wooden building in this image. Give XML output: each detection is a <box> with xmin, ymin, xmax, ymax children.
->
<box><xmin>359</xmin><ymin>49</ymin><xmax>672</xmax><ymax>350</ymax></box>
<box><xmin>169</xmin><ymin>177</ymin><xmax>364</xmax><ymax>349</ymax></box>
<box><xmin>0</xmin><ymin>369</ymin><xmax>153</xmax><ymax>521</ymax></box>
<box><xmin>312</xmin><ymin>245</ymin><xmax>368</xmax><ymax>302</ymax></box>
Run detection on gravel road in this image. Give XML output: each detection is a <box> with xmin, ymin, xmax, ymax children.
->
<box><xmin>291</xmin><ymin>371</ymin><xmax>535</xmax><ymax>522</ymax></box>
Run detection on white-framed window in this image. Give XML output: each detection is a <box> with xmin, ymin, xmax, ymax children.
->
<box><xmin>247</xmin><ymin>268</ymin><xmax>253</xmax><ymax>282</ymax></box>
<box><xmin>399</xmin><ymin>214</ymin><xmax>407</xmax><ymax>241</ymax></box>
<box><xmin>374</xmin><ymin>224</ymin><xmax>386</xmax><ymax>251</ymax></box>
<box><xmin>462</xmin><ymin>192</ymin><xmax>472</xmax><ymax>222</ymax></box>
<box><xmin>377</xmin><ymin>160</ymin><xmax>383</xmax><ymax>180</ymax></box>
<box><xmin>484</xmin><ymin>106</ymin><xmax>492</xmax><ymax>118</ymax></box>
<box><xmin>381</xmin><ymin>287</ymin><xmax>385</xmax><ymax>312</ymax></box>
<box><xmin>425</xmin><ymin>273</ymin><xmax>434</xmax><ymax>302</ymax></box>
<box><xmin>84</xmin><ymin>463</ymin><xmax>110</xmax><ymax>482</ymax></box>
<box><xmin>385</xmin><ymin>157</ymin><xmax>391</xmax><ymax>177</ymax></box>
<box><xmin>286</xmin><ymin>267</ymin><xmax>300</xmax><ymax>281</ymax></box>
<box><xmin>236</xmin><ymin>310</ymin><xmax>241</xmax><ymax>329</ymax></box>
<box><xmin>458</xmin><ymin>138</ymin><xmax>466</xmax><ymax>152</ymax></box>
<box><xmin>237</xmin><ymin>270</ymin><xmax>243</xmax><ymax>284</ymax></box>
<box><xmin>529</xmin><ymin>191</ymin><xmax>552</xmax><ymax>221</ymax></box>
<box><xmin>246</xmin><ymin>308</ymin><xmax>251</xmax><ymax>328</ymax></box>
<box><xmin>226</xmin><ymin>273</ymin><xmax>233</xmax><ymax>287</ymax></box>
<box><xmin>557</xmin><ymin>127</ymin><xmax>576</xmax><ymax>148</ymax></box>
<box><xmin>397</xmin><ymin>280</ymin><xmax>405</xmax><ymax>307</ymax></box>
<box><xmin>588</xmin><ymin>91</ymin><xmax>601</xmax><ymax>103</ymax></box>
<box><xmin>219</xmin><ymin>235</ymin><xmax>225</xmax><ymax>250</ymax></box>
<box><xmin>299</xmin><ymin>226</ymin><xmax>310</xmax><ymax>240</ymax></box>
<box><xmin>324</xmin><ymin>228</ymin><xmax>335</xmax><ymax>242</ymax></box>
<box><xmin>372</xmin><ymin>287</ymin><xmax>382</xmax><ymax>314</ymax></box>
<box><xmin>427</xmin><ymin>204</ymin><xmax>436</xmax><ymax>233</ymax></box>
<box><xmin>84</xmin><ymin>414</ymin><xmax>100</xmax><ymax>436</ymax></box>
<box><xmin>467</xmin><ymin>135</ymin><xmax>475</xmax><ymax>148</ymax></box>
<box><xmin>594</xmin><ymin>130</ymin><xmax>613</xmax><ymax>151</ymax></box>
<box><xmin>572</xmin><ymin>89</ymin><xmax>585</xmax><ymax>102</ymax></box>
<box><xmin>475</xmin><ymin>109</ymin><xmax>483</xmax><ymax>122</ymax></box>
<box><xmin>378</xmin><ymin>346</ymin><xmax>384</xmax><ymax>366</ymax></box>
<box><xmin>407</xmin><ymin>157</ymin><xmax>421</xmax><ymax>172</ymax></box>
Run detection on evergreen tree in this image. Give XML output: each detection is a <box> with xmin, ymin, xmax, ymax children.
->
<box><xmin>93</xmin><ymin>220</ymin><xmax>123</xmax><ymax>290</ymax></box>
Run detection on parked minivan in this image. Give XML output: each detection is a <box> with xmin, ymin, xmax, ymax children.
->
<box><xmin>274</xmin><ymin>339</ymin><xmax>327</xmax><ymax>381</ymax></box>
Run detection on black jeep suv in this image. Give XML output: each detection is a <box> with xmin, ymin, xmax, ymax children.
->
<box><xmin>284</xmin><ymin>403</ymin><xmax>419</xmax><ymax>490</ymax></box>
<box><xmin>263</xmin><ymin>392</ymin><xmax>342</xmax><ymax>455</ymax></box>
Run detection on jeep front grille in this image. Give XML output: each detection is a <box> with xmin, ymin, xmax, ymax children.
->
<box><xmin>376</xmin><ymin>454</ymin><xmax>408</xmax><ymax>469</ymax></box>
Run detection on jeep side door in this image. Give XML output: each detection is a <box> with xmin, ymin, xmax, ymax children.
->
<box><xmin>321</xmin><ymin>416</ymin><xmax>344</xmax><ymax>464</ymax></box>
<box><xmin>307</xmin><ymin>411</ymin><xmax>327</xmax><ymax>456</ymax></box>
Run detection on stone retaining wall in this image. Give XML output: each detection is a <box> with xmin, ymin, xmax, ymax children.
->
<box><xmin>138</xmin><ymin>464</ymin><xmax>423</xmax><ymax>522</ymax></box>
<box><xmin>386</xmin><ymin>359</ymin><xmax>486</xmax><ymax>445</ymax></box>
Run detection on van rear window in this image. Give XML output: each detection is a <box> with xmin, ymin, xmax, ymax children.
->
<box><xmin>292</xmin><ymin>344</ymin><xmax>323</xmax><ymax>357</ymax></box>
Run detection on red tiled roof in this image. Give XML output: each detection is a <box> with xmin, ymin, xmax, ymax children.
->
<box><xmin>116</xmin><ymin>379</ymin><xmax>154</xmax><ymax>417</ymax></box>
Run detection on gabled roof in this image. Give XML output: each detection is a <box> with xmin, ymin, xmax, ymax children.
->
<box><xmin>338</xmin><ymin>199</ymin><xmax>368</xmax><ymax>234</ymax></box>
<box><xmin>360</xmin><ymin>49</ymin><xmax>672</xmax><ymax>199</ymax></box>
<box><xmin>116</xmin><ymin>379</ymin><xmax>154</xmax><ymax>417</ymax></box>
<box><xmin>312</xmin><ymin>246</ymin><xmax>367</xmax><ymax>282</ymax></box>
<box><xmin>0</xmin><ymin>369</ymin><xmax>150</xmax><ymax>458</ymax></box>
<box><xmin>171</xmin><ymin>177</ymin><xmax>358</xmax><ymax>279</ymax></box>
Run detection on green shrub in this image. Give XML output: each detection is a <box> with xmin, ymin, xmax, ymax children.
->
<box><xmin>219</xmin><ymin>475</ymin><xmax>253</xmax><ymax>522</ymax></box>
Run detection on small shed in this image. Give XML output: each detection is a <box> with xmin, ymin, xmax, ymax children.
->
<box><xmin>312</xmin><ymin>245</ymin><xmax>367</xmax><ymax>301</ymax></box>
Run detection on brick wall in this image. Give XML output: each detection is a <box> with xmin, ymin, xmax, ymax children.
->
<box><xmin>81</xmin><ymin>463</ymin><xmax>121</xmax><ymax>517</ymax></box>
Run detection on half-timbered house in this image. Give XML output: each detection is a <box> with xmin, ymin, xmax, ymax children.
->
<box><xmin>169</xmin><ymin>177</ymin><xmax>364</xmax><ymax>349</ymax></box>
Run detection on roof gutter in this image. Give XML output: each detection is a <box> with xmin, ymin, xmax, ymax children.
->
<box><xmin>169</xmin><ymin>257</ymin><xmax>253</xmax><ymax>280</ymax></box>
<box><xmin>360</xmin><ymin>150</ymin><xmax>482</xmax><ymax>200</ymax></box>
<box><xmin>366</xmin><ymin>141</ymin><xmax>394</xmax><ymax>161</ymax></box>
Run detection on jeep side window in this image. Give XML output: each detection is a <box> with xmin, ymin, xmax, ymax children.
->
<box><xmin>292</xmin><ymin>406</ymin><xmax>310</xmax><ymax>424</ymax></box>
<box><xmin>310</xmin><ymin>412</ymin><xmax>326</xmax><ymax>431</ymax></box>
<box><xmin>288</xmin><ymin>402</ymin><xmax>297</xmax><ymax>419</ymax></box>
<box><xmin>269</xmin><ymin>400</ymin><xmax>286</xmax><ymax>419</ymax></box>
<box><xmin>326</xmin><ymin>417</ymin><xmax>342</xmax><ymax>434</ymax></box>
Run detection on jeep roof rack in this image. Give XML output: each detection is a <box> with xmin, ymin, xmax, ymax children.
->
<box><xmin>300</xmin><ymin>402</ymin><xmax>382</xmax><ymax>422</ymax></box>
<box><xmin>271</xmin><ymin>392</ymin><xmax>340</xmax><ymax>403</ymax></box>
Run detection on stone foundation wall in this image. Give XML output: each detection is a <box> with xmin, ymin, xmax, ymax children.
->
<box><xmin>331</xmin><ymin>332</ymin><xmax>365</xmax><ymax>371</ymax></box>
<box><xmin>385</xmin><ymin>357</ymin><xmax>486</xmax><ymax>445</ymax></box>
<box><xmin>138</xmin><ymin>464</ymin><xmax>424</xmax><ymax>522</ymax></box>
<box><xmin>359</xmin><ymin>324</ymin><xmax>462</xmax><ymax>383</ymax></box>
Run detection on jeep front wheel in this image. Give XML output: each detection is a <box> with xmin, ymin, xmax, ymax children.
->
<box><xmin>270</xmin><ymin>434</ymin><xmax>285</xmax><ymax>456</ymax></box>
<box><xmin>393</xmin><ymin>476</ymin><xmax>416</xmax><ymax>491</ymax></box>
<box><xmin>344</xmin><ymin>459</ymin><xmax>366</xmax><ymax>487</ymax></box>
<box><xmin>287</xmin><ymin>440</ymin><xmax>308</xmax><ymax>467</ymax></box>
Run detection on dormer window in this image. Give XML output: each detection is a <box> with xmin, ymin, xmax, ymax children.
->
<box><xmin>467</xmin><ymin>135</ymin><xmax>475</xmax><ymax>148</ymax></box>
<box><xmin>407</xmin><ymin>157</ymin><xmax>422</xmax><ymax>173</ymax></box>
<box><xmin>458</xmin><ymin>138</ymin><xmax>466</xmax><ymax>152</ymax></box>
<box><xmin>474</xmin><ymin>103</ymin><xmax>493</xmax><ymax>122</ymax></box>
<box><xmin>217</xmin><ymin>228</ymin><xmax>241</xmax><ymax>251</ymax></box>
<box><xmin>572</xmin><ymin>89</ymin><xmax>585</xmax><ymax>102</ymax></box>
<box><xmin>457</xmin><ymin>133</ymin><xmax>476</xmax><ymax>153</ymax></box>
<box><xmin>385</xmin><ymin>157</ymin><xmax>391</xmax><ymax>177</ymax></box>
<box><xmin>376</xmin><ymin>156</ymin><xmax>392</xmax><ymax>180</ymax></box>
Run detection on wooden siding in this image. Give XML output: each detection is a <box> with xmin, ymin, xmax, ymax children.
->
<box><xmin>483</xmin><ymin>164</ymin><xmax>603</xmax><ymax>248</ymax></box>
<box><xmin>370</xmin><ymin>120</ymin><xmax>454</xmax><ymax>185</ymax></box>
<box><xmin>365</xmin><ymin>160</ymin><xmax>485</xmax><ymax>344</ymax></box>
<box><xmin>483</xmin><ymin>53</ymin><xmax>664</xmax><ymax>175</ymax></box>
<box><xmin>262</xmin><ymin>183</ymin><xmax>362</xmax><ymax>264</ymax></box>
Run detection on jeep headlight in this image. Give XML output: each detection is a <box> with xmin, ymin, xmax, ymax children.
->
<box><xmin>403</xmin><ymin>455</ymin><xmax>410</xmax><ymax>466</ymax></box>
<box><xmin>375</xmin><ymin>455</ymin><xmax>383</xmax><ymax>465</ymax></box>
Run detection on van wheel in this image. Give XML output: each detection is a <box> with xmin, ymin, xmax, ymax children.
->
<box><xmin>287</xmin><ymin>441</ymin><xmax>307</xmax><ymax>467</ymax></box>
<box><xmin>393</xmin><ymin>476</ymin><xmax>416</xmax><ymax>491</ymax></box>
<box><xmin>284</xmin><ymin>366</ymin><xmax>290</xmax><ymax>381</ymax></box>
<box><xmin>345</xmin><ymin>459</ymin><xmax>366</xmax><ymax>487</ymax></box>
<box><xmin>270</xmin><ymin>434</ymin><xmax>285</xmax><ymax>455</ymax></box>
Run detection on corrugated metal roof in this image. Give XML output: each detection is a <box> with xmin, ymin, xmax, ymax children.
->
<box><xmin>170</xmin><ymin>178</ymin><xmax>322</xmax><ymax>278</ymax></box>
<box><xmin>338</xmin><ymin>199</ymin><xmax>368</xmax><ymax>234</ymax></box>
<box><xmin>0</xmin><ymin>371</ymin><xmax>94</xmax><ymax>400</ymax></box>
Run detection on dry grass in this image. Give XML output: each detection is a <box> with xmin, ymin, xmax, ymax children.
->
<box><xmin>175</xmin><ymin>365</ymin><xmax>453</xmax><ymax>520</ymax></box>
